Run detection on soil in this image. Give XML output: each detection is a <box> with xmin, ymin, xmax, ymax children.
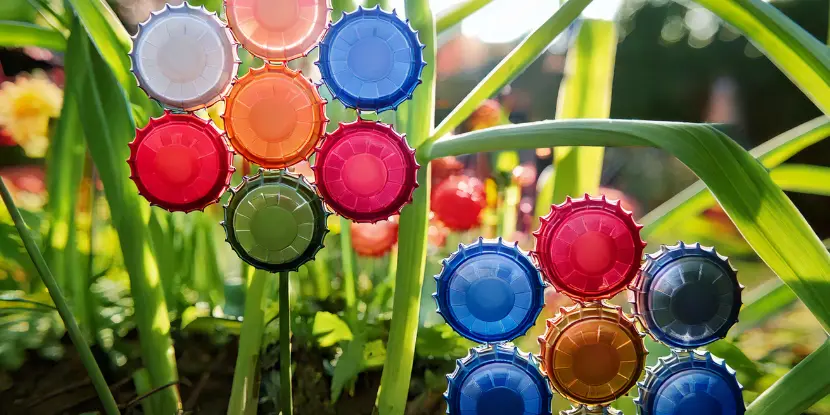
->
<box><xmin>0</xmin><ymin>333</ymin><xmax>447</xmax><ymax>415</ymax></box>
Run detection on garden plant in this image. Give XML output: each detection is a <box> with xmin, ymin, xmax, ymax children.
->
<box><xmin>0</xmin><ymin>0</ymin><xmax>829</xmax><ymax>414</ymax></box>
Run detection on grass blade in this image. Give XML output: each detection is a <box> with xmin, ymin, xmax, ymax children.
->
<box><xmin>769</xmin><ymin>164</ymin><xmax>830</xmax><ymax>196</ymax></box>
<box><xmin>746</xmin><ymin>340</ymin><xmax>830</xmax><ymax>415</ymax></box>
<box><xmin>227</xmin><ymin>267</ymin><xmax>270</xmax><ymax>415</ymax></box>
<box><xmin>697</xmin><ymin>0</ymin><xmax>830</xmax><ymax>114</ymax></box>
<box><xmin>435</xmin><ymin>0</ymin><xmax>494</xmax><ymax>33</ymax></box>
<box><xmin>0</xmin><ymin>21</ymin><xmax>66</xmax><ymax>50</ymax></box>
<box><xmin>731</xmin><ymin>279</ymin><xmax>795</xmax><ymax>336</ymax></box>
<box><xmin>279</xmin><ymin>271</ymin><xmax>293</xmax><ymax>415</ymax></box>
<box><xmin>0</xmin><ymin>178</ymin><xmax>120</xmax><ymax>415</ymax></box>
<box><xmin>340</xmin><ymin>217</ymin><xmax>357</xmax><ymax>324</ymax></box>
<box><xmin>427</xmin><ymin>119</ymin><xmax>830</xmax><ymax>333</ymax></box>
<box><xmin>65</xmin><ymin>18</ymin><xmax>181</xmax><ymax>412</ymax></box>
<box><xmin>640</xmin><ymin>116</ymin><xmax>830</xmax><ymax>239</ymax></box>
<box><xmin>548</xmin><ymin>19</ymin><xmax>617</xmax><ymax>206</ymax></box>
<box><xmin>428</xmin><ymin>0</ymin><xmax>591</xmax><ymax>144</ymax></box>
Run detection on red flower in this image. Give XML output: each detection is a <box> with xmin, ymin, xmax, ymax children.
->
<box><xmin>350</xmin><ymin>219</ymin><xmax>398</xmax><ymax>257</ymax></box>
<box><xmin>431</xmin><ymin>175</ymin><xmax>486</xmax><ymax>231</ymax></box>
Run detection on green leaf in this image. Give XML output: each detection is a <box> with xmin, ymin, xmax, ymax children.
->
<box><xmin>732</xmin><ymin>279</ymin><xmax>795</xmax><ymax>335</ymax></box>
<box><xmin>0</xmin><ymin>21</ymin><xmax>65</xmax><ymax>50</ymax></box>
<box><xmin>747</xmin><ymin>340</ymin><xmax>830</xmax><ymax>415</ymax></box>
<box><xmin>435</xmin><ymin>0</ymin><xmax>493</xmax><ymax>33</ymax></box>
<box><xmin>331</xmin><ymin>333</ymin><xmax>366</xmax><ymax>402</ymax></box>
<box><xmin>428</xmin><ymin>0</ymin><xmax>592</xmax><ymax>144</ymax></box>
<box><xmin>706</xmin><ymin>339</ymin><xmax>764</xmax><ymax>386</ymax></box>
<box><xmin>64</xmin><ymin>18</ymin><xmax>180</xmax><ymax>412</ymax></box>
<box><xmin>769</xmin><ymin>164</ymin><xmax>830</xmax><ymax>196</ymax></box>
<box><xmin>65</xmin><ymin>0</ymin><xmax>132</xmax><ymax>89</ymax></box>
<box><xmin>312</xmin><ymin>311</ymin><xmax>353</xmax><ymax>348</ymax></box>
<box><xmin>548</xmin><ymin>19</ymin><xmax>617</xmax><ymax>206</ymax></box>
<box><xmin>640</xmin><ymin>116</ymin><xmax>830</xmax><ymax>239</ymax></box>
<box><xmin>228</xmin><ymin>269</ymin><xmax>270</xmax><ymax>415</ymax></box>
<box><xmin>427</xmin><ymin>119</ymin><xmax>830</xmax><ymax>333</ymax></box>
<box><xmin>696</xmin><ymin>0</ymin><xmax>830</xmax><ymax>115</ymax></box>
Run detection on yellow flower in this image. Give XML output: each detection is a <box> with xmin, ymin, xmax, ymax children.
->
<box><xmin>0</xmin><ymin>71</ymin><xmax>63</xmax><ymax>158</ymax></box>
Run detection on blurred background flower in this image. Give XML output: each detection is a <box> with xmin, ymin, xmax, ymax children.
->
<box><xmin>0</xmin><ymin>70</ymin><xmax>62</xmax><ymax>158</ymax></box>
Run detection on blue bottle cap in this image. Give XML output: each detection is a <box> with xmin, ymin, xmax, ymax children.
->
<box><xmin>635</xmin><ymin>350</ymin><xmax>745</xmax><ymax>415</ymax></box>
<box><xmin>316</xmin><ymin>6</ymin><xmax>425</xmax><ymax>112</ymax></box>
<box><xmin>445</xmin><ymin>345</ymin><xmax>553</xmax><ymax>415</ymax></box>
<box><xmin>560</xmin><ymin>405</ymin><xmax>621</xmax><ymax>415</ymax></box>
<box><xmin>631</xmin><ymin>242</ymin><xmax>742</xmax><ymax>349</ymax></box>
<box><xmin>433</xmin><ymin>238</ymin><xmax>546</xmax><ymax>344</ymax></box>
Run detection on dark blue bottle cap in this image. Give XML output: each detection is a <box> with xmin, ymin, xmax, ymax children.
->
<box><xmin>445</xmin><ymin>345</ymin><xmax>553</xmax><ymax>415</ymax></box>
<box><xmin>631</xmin><ymin>242</ymin><xmax>742</xmax><ymax>349</ymax></box>
<box><xmin>635</xmin><ymin>351</ymin><xmax>745</xmax><ymax>415</ymax></box>
<box><xmin>433</xmin><ymin>238</ymin><xmax>546</xmax><ymax>344</ymax></box>
<box><xmin>316</xmin><ymin>6</ymin><xmax>425</xmax><ymax>112</ymax></box>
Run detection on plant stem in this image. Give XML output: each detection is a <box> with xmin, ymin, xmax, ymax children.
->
<box><xmin>279</xmin><ymin>271</ymin><xmax>293</xmax><ymax>415</ymax></box>
<box><xmin>340</xmin><ymin>217</ymin><xmax>357</xmax><ymax>324</ymax></box>
<box><xmin>228</xmin><ymin>267</ymin><xmax>269</xmax><ymax>415</ymax></box>
<box><xmin>435</xmin><ymin>0</ymin><xmax>493</xmax><ymax>33</ymax></box>
<box><xmin>0</xmin><ymin>178</ymin><xmax>120</xmax><ymax>415</ymax></box>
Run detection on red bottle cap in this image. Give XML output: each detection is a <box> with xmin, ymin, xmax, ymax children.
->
<box><xmin>532</xmin><ymin>194</ymin><xmax>645</xmax><ymax>301</ymax></box>
<box><xmin>129</xmin><ymin>111</ymin><xmax>233</xmax><ymax>212</ymax></box>
<box><xmin>313</xmin><ymin>119</ymin><xmax>418</xmax><ymax>223</ymax></box>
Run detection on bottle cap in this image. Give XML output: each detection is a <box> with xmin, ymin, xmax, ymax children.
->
<box><xmin>222</xmin><ymin>170</ymin><xmax>329</xmax><ymax>272</ymax></box>
<box><xmin>313</xmin><ymin>119</ymin><xmax>418</xmax><ymax>222</ymax></box>
<box><xmin>539</xmin><ymin>303</ymin><xmax>646</xmax><ymax>405</ymax></box>
<box><xmin>632</xmin><ymin>242</ymin><xmax>742</xmax><ymax>349</ymax></box>
<box><xmin>445</xmin><ymin>345</ymin><xmax>553</xmax><ymax>415</ymax></box>
<box><xmin>224</xmin><ymin>65</ymin><xmax>327</xmax><ymax>169</ymax></box>
<box><xmin>316</xmin><ymin>6</ymin><xmax>425</xmax><ymax>112</ymax></box>
<box><xmin>560</xmin><ymin>405</ymin><xmax>622</xmax><ymax>415</ymax></box>
<box><xmin>431</xmin><ymin>175</ymin><xmax>486</xmax><ymax>231</ymax></box>
<box><xmin>532</xmin><ymin>194</ymin><xmax>645</xmax><ymax>301</ymax></box>
<box><xmin>128</xmin><ymin>111</ymin><xmax>233</xmax><ymax>212</ymax></box>
<box><xmin>130</xmin><ymin>3</ymin><xmax>238</xmax><ymax>111</ymax></box>
<box><xmin>225</xmin><ymin>0</ymin><xmax>330</xmax><ymax>61</ymax></box>
<box><xmin>635</xmin><ymin>350</ymin><xmax>745</xmax><ymax>415</ymax></box>
<box><xmin>433</xmin><ymin>238</ymin><xmax>546</xmax><ymax>344</ymax></box>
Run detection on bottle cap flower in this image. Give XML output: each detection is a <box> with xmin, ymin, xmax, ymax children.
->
<box><xmin>445</xmin><ymin>345</ymin><xmax>553</xmax><ymax>415</ymax></box>
<box><xmin>635</xmin><ymin>350</ymin><xmax>744</xmax><ymax>415</ymax></box>
<box><xmin>128</xmin><ymin>111</ymin><xmax>233</xmax><ymax>212</ymax></box>
<box><xmin>434</xmin><ymin>238</ymin><xmax>545</xmax><ymax>344</ymax></box>
<box><xmin>539</xmin><ymin>303</ymin><xmax>646</xmax><ymax>405</ymax></box>
<box><xmin>532</xmin><ymin>194</ymin><xmax>645</xmax><ymax>301</ymax></box>
<box><xmin>631</xmin><ymin>242</ymin><xmax>742</xmax><ymax>349</ymax></box>
<box><xmin>222</xmin><ymin>170</ymin><xmax>328</xmax><ymax>272</ymax></box>
<box><xmin>224</xmin><ymin>64</ymin><xmax>327</xmax><ymax>169</ymax></box>
<box><xmin>317</xmin><ymin>6</ymin><xmax>425</xmax><ymax>112</ymax></box>
<box><xmin>130</xmin><ymin>3</ymin><xmax>238</xmax><ymax>111</ymax></box>
<box><xmin>225</xmin><ymin>0</ymin><xmax>330</xmax><ymax>61</ymax></box>
<box><xmin>313</xmin><ymin>119</ymin><xmax>418</xmax><ymax>222</ymax></box>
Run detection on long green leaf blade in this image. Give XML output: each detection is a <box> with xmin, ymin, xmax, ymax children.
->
<box><xmin>696</xmin><ymin>0</ymin><xmax>830</xmax><ymax>114</ymax></box>
<box><xmin>435</xmin><ymin>0</ymin><xmax>493</xmax><ymax>33</ymax></box>
<box><xmin>640</xmin><ymin>116</ymin><xmax>830</xmax><ymax>238</ymax></box>
<box><xmin>428</xmin><ymin>0</ymin><xmax>592</xmax><ymax>144</ymax></box>
<box><xmin>427</xmin><ymin>119</ymin><xmax>830</xmax><ymax>332</ymax></box>
<box><xmin>746</xmin><ymin>340</ymin><xmax>830</xmax><ymax>415</ymax></box>
<box><xmin>0</xmin><ymin>21</ymin><xmax>65</xmax><ymax>50</ymax></box>
<box><xmin>65</xmin><ymin>0</ymin><xmax>132</xmax><ymax>89</ymax></box>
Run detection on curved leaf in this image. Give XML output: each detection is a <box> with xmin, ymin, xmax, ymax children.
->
<box><xmin>695</xmin><ymin>0</ymin><xmax>830</xmax><ymax>114</ymax></box>
<box><xmin>426</xmin><ymin>119</ymin><xmax>830</xmax><ymax>332</ymax></box>
<box><xmin>746</xmin><ymin>340</ymin><xmax>830</xmax><ymax>415</ymax></box>
<box><xmin>0</xmin><ymin>22</ymin><xmax>65</xmax><ymax>50</ymax></box>
<box><xmin>435</xmin><ymin>0</ymin><xmax>494</xmax><ymax>33</ymax></box>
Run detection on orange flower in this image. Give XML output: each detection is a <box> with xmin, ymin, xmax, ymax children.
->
<box><xmin>350</xmin><ymin>219</ymin><xmax>399</xmax><ymax>257</ymax></box>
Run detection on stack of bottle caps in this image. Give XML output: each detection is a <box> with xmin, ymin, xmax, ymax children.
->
<box><xmin>433</xmin><ymin>238</ymin><xmax>552</xmax><ymax>415</ymax></box>
<box><xmin>128</xmin><ymin>1</ymin><xmax>423</xmax><ymax>272</ymax></box>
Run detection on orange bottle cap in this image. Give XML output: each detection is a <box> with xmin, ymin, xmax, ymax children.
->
<box><xmin>224</xmin><ymin>64</ymin><xmax>327</xmax><ymax>168</ymax></box>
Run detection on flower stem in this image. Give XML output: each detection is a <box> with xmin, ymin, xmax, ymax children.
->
<box><xmin>0</xmin><ymin>178</ymin><xmax>120</xmax><ymax>415</ymax></box>
<box><xmin>279</xmin><ymin>270</ymin><xmax>293</xmax><ymax>415</ymax></box>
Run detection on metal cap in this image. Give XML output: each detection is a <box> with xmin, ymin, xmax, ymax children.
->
<box><xmin>445</xmin><ymin>345</ymin><xmax>553</xmax><ymax>415</ymax></box>
<box><xmin>222</xmin><ymin>170</ymin><xmax>329</xmax><ymax>272</ymax></box>
<box><xmin>539</xmin><ymin>303</ymin><xmax>646</xmax><ymax>405</ymax></box>
<box><xmin>128</xmin><ymin>111</ymin><xmax>233</xmax><ymax>212</ymax></box>
<box><xmin>130</xmin><ymin>3</ymin><xmax>238</xmax><ymax>111</ymax></box>
<box><xmin>316</xmin><ymin>6</ymin><xmax>425</xmax><ymax>112</ymax></box>
<box><xmin>433</xmin><ymin>238</ymin><xmax>546</xmax><ymax>344</ymax></box>
<box><xmin>532</xmin><ymin>194</ymin><xmax>646</xmax><ymax>302</ymax></box>
<box><xmin>313</xmin><ymin>119</ymin><xmax>418</xmax><ymax>223</ymax></box>
<box><xmin>631</xmin><ymin>242</ymin><xmax>742</xmax><ymax>349</ymax></box>
<box><xmin>224</xmin><ymin>64</ymin><xmax>327</xmax><ymax>169</ymax></box>
<box><xmin>560</xmin><ymin>405</ymin><xmax>622</xmax><ymax>415</ymax></box>
<box><xmin>635</xmin><ymin>350</ymin><xmax>745</xmax><ymax>415</ymax></box>
<box><xmin>225</xmin><ymin>0</ymin><xmax>331</xmax><ymax>61</ymax></box>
